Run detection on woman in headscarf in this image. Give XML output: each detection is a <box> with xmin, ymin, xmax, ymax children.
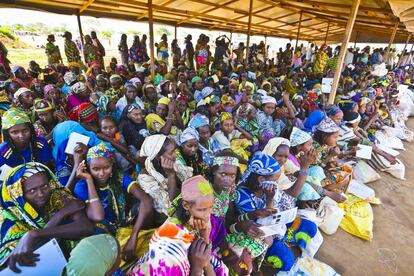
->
<box><xmin>33</xmin><ymin>99</ymin><xmax>65</xmax><ymax>141</ymax></box>
<box><xmin>115</xmin><ymin>82</ymin><xmax>144</xmax><ymax>120</ymax></box>
<box><xmin>62</xmin><ymin>71</ymin><xmax>78</xmax><ymax>95</ymax></box>
<box><xmin>236</xmin><ymin>103</ymin><xmax>260</xmax><ymax>148</ymax></box>
<box><xmin>303</xmin><ymin>109</ymin><xmax>325</xmax><ymax>133</ymax></box>
<box><xmin>67</xmin><ymin>82</ymin><xmax>91</xmax><ymax>111</ymax></box>
<box><xmin>74</xmin><ymin>143</ymin><xmax>154</xmax><ymax>261</ymax></box>
<box><xmin>0</xmin><ymin>162</ymin><xmax>94</xmax><ymax>271</ymax></box>
<box><xmin>118</xmin><ymin>34</ymin><xmax>129</xmax><ymax>66</ymax></box>
<box><xmin>142</xmin><ymin>83</ymin><xmax>158</xmax><ymax>113</ymax></box>
<box><xmin>325</xmin><ymin>104</ymin><xmax>343</xmax><ymax>126</ymax></box>
<box><xmin>96</xmin><ymin>95</ymin><xmax>117</xmax><ymax>119</ymax></box>
<box><xmin>176</xmin><ymin>127</ymin><xmax>209</xmax><ymax>179</ymax></box>
<box><xmin>127</xmin><ymin>175</ymin><xmax>228</xmax><ymax>276</ymax></box>
<box><xmin>145</xmin><ymin>97</ymin><xmax>183</xmax><ymax>140</ymax></box>
<box><xmin>230</xmin><ymin>153</ymin><xmax>317</xmax><ymax>273</ymax></box>
<box><xmin>312</xmin><ymin>118</ymin><xmax>341</xmax><ymax>167</ymax></box>
<box><xmin>68</xmin><ymin>102</ymin><xmax>100</xmax><ymax>133</ymax></box>
<box><xmin>176</xmin><ymin>93</ymin><xmax>192</xmax><ymax>127</ymax></box>
<box><xmin>105</xmin><ymin>74</ymin><xmax>124</xmax><ymax>100</ymax></box>
<box><xmin>137</xmin><ymin>134</ymin><xmax>191</xmax><ymax>218</ymax></box>
<box><xmin>256</xmin><ymin>95</ymin><xmax>286</xmax><ymax>143</ymax></box>
<box><xmin>91</xmin><ymin>74</ymin><xmax>109</xmax><ymax>104</ymax></box>
<box><xmin>13</xmin><ymin>87</ymin><xmax>35</xmax><ymax>118</ymax></box>
<box><xmin>0</xmin><ymin>108</ymin><xmax>53</xmax><ymax>168</ymax></box>
<box><xmin>119</xmin><ymin>103</ymin><xmax>149</xmax><ymax>155</ymax></box>
<box><xmin>43</xmin><ymin>84</ymin><xmax>68</xmax><ymax>113</ymax></box>
<box><xmin>188</xmin><ymin>113</ymin><xmax>220</xmax><ymax>166</ymax></box>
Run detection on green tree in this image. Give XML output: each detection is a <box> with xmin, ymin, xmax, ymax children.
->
<box><xmin>127</xmin><ymin>30</ymin><xmax>142</xmax><ymax>35</ymax></box>
<box><xmin>101</xmin><ymin>30</ymin><xmax>113</xmax><ymax>47</ymax></box>
<box><xmin>155</xmin><ymin>27</ymin><xmax>171</xmax><ymax>37</ymax></box>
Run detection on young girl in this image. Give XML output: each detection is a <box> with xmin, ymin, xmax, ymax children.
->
<box><xmin>0</xmin><ymin>108</ymin><xmax>53</xmax><ymax>168</ymax></box>
<box><xmin>33</xmin><ymin>99</ymin><xmax>66</xmax><ymax>141</ymax></box>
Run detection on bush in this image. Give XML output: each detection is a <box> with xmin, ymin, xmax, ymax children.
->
<box><xmin>0</xmin><ymin>26</ymin><xmax>16</xmax><ymax>40</ymax></box>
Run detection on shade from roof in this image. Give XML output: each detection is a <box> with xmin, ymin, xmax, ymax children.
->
<box><xmin>1</xmin><ymin>0</ymin><xmax>413</xmax><ymax>43</ymax></box>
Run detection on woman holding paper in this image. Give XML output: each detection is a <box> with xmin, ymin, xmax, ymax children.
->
<box><xmin>0</xmin><ymin>162</ymin><xmax>95</xmax><ymax>272</ymax></box>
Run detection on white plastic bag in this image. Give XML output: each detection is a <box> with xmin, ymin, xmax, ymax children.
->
<box><xmin>316</xmin><ymin>196</ymin><xmax>345</xmax><ymax>235</ymax></box>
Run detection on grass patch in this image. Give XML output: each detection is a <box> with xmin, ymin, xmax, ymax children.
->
<box><xmin>8</xmin><ymin>49</ymin><xmax>47</xmax><ymax>67</ymax></box>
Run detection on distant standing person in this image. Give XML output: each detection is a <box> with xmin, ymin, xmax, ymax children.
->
<box><xmin>83</xmin><ymin>35</ymin><xmax>99</xmax><ymax>66</ymax></box>
<box><xmin>91</xmin><ymin>31</ymin><xmax>106</xmax><ymax>67</ymax></box>
<box><xmin>141</xmin><ymin>34</ymin><xmax>149</xmax><ymax>62</ymax></box>
<box><xmin>157</xmin><ymin>34</ymin><xmax>169</xmax><ymax>64</ymax></box>
<box><xmin>45</xmin><ymin>34</ymin><xmax>62</xmax><ymax>66</ymax></box>
<box><xmin>171</xmin><ymin>39</ymin><xmax>181</xmax><ymax>68</ymax></box>
<box><xmin>184</xmin><ymin>34</ymin><xmax>194</xmax><ymax>70</ymax></box>
<box><xmin>118</xmin><ymin>34</ymin><xmax>129</xmax><ymax>66</ymax></box>
<box><xmin>63</xmin><ymin>31</ymin><xmax>81</xmax><ymax>63</ymax></box>
<box><xmin>0</xmin><ymin>41</ymin><xmax>10</xmax><ymax>72</ymax></box>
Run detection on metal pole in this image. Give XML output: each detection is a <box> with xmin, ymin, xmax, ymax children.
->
<box><xmin>245</xmin><ymin>0</ymin><xmax>254</xmax><ymax>65</ymax></box>
<box><xmin>328</xmin><ymin>0</ymin><xmax>360</xmax><ymax>104</ymax></box>
<box><xmin>295</xmin><ymin>11</ymin><xmax>303</xmax><ymax>50</ymax></box>
<box><xmin>76</xmin><ymin>11</ymin><xmax>86</xmax><ymax>63</ymax></box>
<box><xmin>383</xmin><ymin>21</ymin><xmax>399</xmax><ymax>62</ymax></box>
<box><xmin>324</xmin><ymin>21</ymin><xmax>330</xmax><ymax>44</ymax></box>
<box><xmin>148</xmin><ymin>0</ymin><xmax>155</xmax><ymax>79</ymax></box>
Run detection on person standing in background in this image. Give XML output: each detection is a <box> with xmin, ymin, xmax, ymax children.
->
<box><xmin>91</xmin><ymin>31</ymin><xmax>106</xmax><ymax>67</ymax></box>
<box><xmin>45</xmin><ymin>34</ymin><xmax>62</xmax><ymax>66</ymax></box>
<box><xmin>118</xmin><ymin>34</ymin><xmax>129</xmax><ymax>66</ymax></box>
<box><xmin>63</xmin><ymin>31</ymin><xmax>81</xmax><ymax>63</ymax></box>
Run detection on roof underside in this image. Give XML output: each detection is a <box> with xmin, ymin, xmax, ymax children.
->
<box><xmin>1</xmin><ymin>0</ymin><xmax>413</xmax><ymax>43</ymax></box>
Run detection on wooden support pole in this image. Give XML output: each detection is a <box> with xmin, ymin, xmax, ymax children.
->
<box><xmin>410</xmin><ymin>43</ymin><xmax>414</xmax><ymax>52</ymax></box>
<box><xmin>76</xmin><ymin>11</ymin><xmax>86</xmax><ymax>63</ymax></box>
<box><xmin>148</xmin><ymin>0</ymin><xmax>155</xmax><ymax>79</ymax></box>
<box><xmin>174</xmin><ymin>26</ymin><xmax>177</xmax><ymax>40</ymax></box>
<box><xmin>264</xmin><ymin>35</ymin><xmax>268</xmax><ymax>62</ymax></box>
<box><xmin>328</xmin><ymin>0</ymin><xmax>360</xmax><ymax>104</ymax></box>
<box><xmin>354</xmin><ymin>31</ymin><xmax>358</xmax><ymax>48</ymax></box>
<box><xmin>324</xmin><ymin>21</ymin><xmax>330</xmax><ymax>44</ymax></box>
<box><xmin>295</xmin><ymin>11</ymin><xmax>303</xmax><ymax>49</ymax></box>
<box><xmin>383</xmin><ymin>21</ymin><xmax>399</xmax><ymax>62</ymax></box>
<box><xmin>245</xmin><ymin>0</ymin><xmax>254</xmax><ymax>65</ymax></box>
<box><xmin>396</xmin><ymin>34</ymin><xmax>411</xmax><ymax>68</ymax></box>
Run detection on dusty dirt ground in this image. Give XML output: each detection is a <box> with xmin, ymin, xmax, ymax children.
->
<box><xmin>315</xmin><ymin>119</ymin><xmax>414</xmax><ymax>275</ymax></box>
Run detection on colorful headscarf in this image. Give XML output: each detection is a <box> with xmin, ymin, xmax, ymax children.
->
<box><xmin>201</xmin><ymin>87</ymin><xmax>214</xmax><ymax>100</ymax></box>
<box><xmin>317</xmin><ymin>118</ymin><xmax>340</xmax><ymax>133</ymax></box>
<box><xmin>191</xmin><ymin>76</ymin><xmax>202</xmax><ymax>83</ymax></box>
<box><xmin>325</xmin><ymin>104</ymin><xmax>342</xmax><ymax>117</ymax></box>
<box><xmin>290</xmin><ymin>127</ymin><xmax>312</xmax><ymax>147</ymax></box>
<box><xmin>1</xmin><ymin>107</ymin><xmax>31</xmax><ymax>130</ymax></box>
<box><xmin>96</xmin><ymin>95</ymin><xmax>114</xmax><ymax>113</ymax></box>
<box><xmin>213</xmin><ymin>156</ymin><xmax>239</xmax><ymax>167</ymax></box>
<box><xmin>240</xmin><ymin>152</ymin><xmax>281</xmax><ymax>183</ymax></box>
<box><xmin>237</xmin><ymin>103</ymin><xmax>255</xmax><ymax>119</ymax></box>
<box><xmin>14</xmin><ymin>87</ymin><xmax>31</xmax><ymax>99</ymax></box>
<box><xmin>109</xmin><ymin>74</ymin><xmax>122</xmax><ymax>82</ymax></box>
<box><xmin>188</xmin><ymin>114</ymin><xmax>209</xmax><ymax>129</ymax></box>
<box><xmin>96</xmin><ymin>74</ymin><xmax>108</xmax><ymax>84</ymax></box>
<box><xmin>86</xmin><ymin>142</ymin><xmax>114</xmax><ymax>162</ymax></box>
<box><xmin>68</xmin><ymin>102</ymin><xmax>98</xmax><ymax>123</ymax></box>
<box><xmin>0</xmin><ymin>162</ymin><xmax>70</xmax><ymax>265</ymax></box>
<box><xmin>34</xmin><ymin>99</ymin><xmax>53</xmax><ymax>113</ymax></box>
<box><xmin>220</xmin><ymin>112</ymin><xmax>233</xmax><ymax>123</ymax></box>
<box><xmin>177</xmin><ymin>93</ymin><xmax>189</xmax><ymax>103</ymax></box>
<box><xmin>64</xmin><ymin>71</ymin><xmax>77</xmax><ymax>86</ymax></box>
<box><xmin>71</xmin><ymin>82</ymin><xmax>87</xmax><ymax>95</ymax></box>
<box><xmin>43</xmin><ymin>84</ymin><xmax>58</xmax><ymax>95</ymax></box>
<box><xmin>182</xmin><ymin>175</ymin><xmax>214</xmax><ymax>202</ymax></box>
<box><xmin>178</xmin><ymin>127</ymin><xmax>199</xmax><ymax>146</ymax></box>
<box><xmin>127</xmin><ymin>102</ymin><xmax>142</xmax><ymax>113</ymax></box>
<box><xmin>262</xmin><ymin>137</ymin><xmax>291</xmax><ymax>157</ymax></box>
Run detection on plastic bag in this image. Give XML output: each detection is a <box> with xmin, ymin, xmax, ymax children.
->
<box><xmin>352</xmin><ymin>160</ymin><xmax>381</xmax><ymax>183</ymax></box>
<box><xmin>316</xmin><ymin>196</ymin><xmax>344</xmax><ymax>235</ymax></box>
<box><xmin>339</xmin><ymin>194</ymin><xmax>374</xmax><ymax>241</ymax></box>
<box><xmin>277</xmin><ymin>257</ymin><xmax>340</xmax><ymax>276</ymax></box>
<box><xmin>346</xmin><ymin>179</ymin><xmax>375</xmax><ymax>200</ymax></box>
<box><xmin>302</xmin><ymin>229</ymin><xmax>323</xmax><ymax>258</ymax></box>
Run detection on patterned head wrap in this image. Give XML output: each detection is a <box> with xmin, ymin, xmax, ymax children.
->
<box><xmin>317</xmin><ymin>118</ymin><xmax>340</xmax><ymax>133</ymax></box>
<box><xmin>188</xmin><ymin>114</ymin><xmax>209</xmax><ymax>129</ymax></box>
<box><xmin>68</xmin><ymin>102</ymin><xmax>98</xmax><ymax>123</ymax></box>
<box><xmin>86</xmin><ymin>143</ymin><xmax>114</xmax><ymax>162</ymax></box>
<box><xmin>261</xmin><ymin>95</ymin><xmax>276</xmax><ymax>105</ymax></box>
<box><xmin>237</xmin><ymin>103</ymin><xmax>255</xmax><ymax>119</ymax></box>
<box><xmin>1</xmin><ymin>107</ymin><xmax>31</xmax><ymax>130</ymax></box>
<box><xmin>290</xmin><ymin>127</ymin><xmax>312</xmax><ymax>147</ymax></box>
<box><xmin>34</xmin><ymin>99</ymin><xmax>53</xmax><ymax>113</ymax></box>
<box><xmin>0</xmin><ymin>162</ymin><xmax>68</xmax><ymax>266</ymax></box>
<box><xmin>96</xmin><ymin>95</ymin><xmax>114</xmax><ymax>113</ymax></box>
<box><xmin>292</xmin><ymin>93</ymin><xmax>304</xmax><ymax>101</ymax></box>
<box><xmin>220</xmin><ymin>112</ymin><xmax>233</xmax><ymax>123</ymax></box>
<box><xmin>43</xmin><ymin>84</ymin><xmax>58</xmax><ymax>95</ymax></box>
<box><xmin>343</xmin><ymin>111</ymin><xmax>361</xmax><ymax>124</ymax></box>
<box><xmin>182</xmin><ymin>175</ymin><xmax>214</xmax><ymax>202</ymax></box>
<box><xmin>67</xmin><ymin>62</ymin><xmax>80</xmax><ymax>68</ymax></box>
<box><xmin>242</xmin><ymin>82</ymin><xmax>255</xmax><ymax>93</ymax></box>
<box><xmin>14</xmin><ymin>87</ymin><xmax>32</xmax><ymax>99</ymax></box>
<box><xmin>140</xmin><ymin>134</ymin><xmax>169</xmax><ymax>184</ymax></box>
<box><xmin>262</xmin><ymin>137</ymin><xmax>291</xmax><ymax>157</ymax></box>
<box><xmin>177</xmin><ymin>93</ymin><xmax>189</xmax><ymax>103</ymax></box>
<box><xmin>213</xmin><ymin>156</ymin><xmax>239</xmax><ymax>167</ymax></box>
<box><xmin>96</xmin><ymin>74</ymin><xmax>108</xmax><ymax>84</ymax></box>
<box><xmin>109</xmin><ymin>74</ymin><xmax>122</xmax><ymax>82</ymax></box>
<box><xmin>201</xmin><ymin>87</ymin><xmax>214</xmax><ymax>100</ymax></box>
<box><xmin>191</xmin><ymin>76</ymin><xmax>202</xmax><ymax>83</ymax></box>
<box><xmin>64</xmin><ymin>71</ymin><xmax>77</xmax><ymax>86</ymax></box>
<box><xmin>127</xmin><ymin>102</ymin><xmax>142</xmax><ymax>113</ymax></box>
<box><xmin>240</xmin><ymin>152</ymin><xmax>281</xmax><ymax>183</ymax></box>
<box><xmin>325</xmin><ymin>104</ymin><xmax>342</xmax><ymax>117</ymax></box>
<box><xmin>178</xmin><ymin>127</ymin><xmax>199</xmax><ymax>146</ymax></box>
<box><xmin>71</xmin><ymin>82</ymin><xmax>88</xmax><ymax>95</ymax></box>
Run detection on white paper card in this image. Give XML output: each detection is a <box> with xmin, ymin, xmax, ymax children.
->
<box><xmin>356</xmin><ymin>144</ymin><xmax>373</xmax><ymax>160</ymax></box>
<box><xmin>321</xmin><ymin>78</ymin><xmax>333</xmax><ymax>93</ymax></box>
<box><xmin>65</xmin><ymin>132</ymin><xmax>90</xmax><ymax>155</ymax></box>
<box><xmin>0</xmin><ymin>164</ymin><xmax>12</xmax><ymax>182</ymax></box>
<box><xmin>259</xmin><ymin>224</ymin><xmax>286</xmax><ymax>238</ymax></box>
<box><xmin>257</xmin><ymin>207</ymin><xmax>297</xmax><ymax>226</ymax></box>
<box><xmin>0</xmin><ymin>239</ymin><xmax>67</xmax><ymax>275</ymax></box>
<box><xmin>211</xmin><ymin>74</ymin><xmax>219</xmax><ymax>84</ymax></box>
<box><xmin>347</xmin><ymin>179</ymin><xmax>375</xmax><ymax>200</ymax></box>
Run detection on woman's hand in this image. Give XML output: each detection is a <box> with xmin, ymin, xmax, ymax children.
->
<box><xmin>236</xmin><ymin>220</ymin><xmax>265</xmax><ymax>238</ymax></box>
<box><xmin>189</xmin><ymin>217</ymin><xmax>211</xmax><ymax>243</ymax></box>
<box><xmin>122</xmin><ymin>236</ymin><xmax>137</xmax><ymax>261</ymax></box>
<box><xmin>328</xmin><ymin>146</ymin><xmax>341</xmax><ymax>157</ymax></box>
<box><xmin>73</xmin><ymin>142</ymin><xmax>88</xmax><ymax>166</ymax></box>
<box><xmin>76</xmin><ymin>161</ymin><xmax>92</xmax><ymax>180</ymax></box>
<box><xmin>299</xmin><ymin>148</ymin><xmax>316</xmax><ymax>170</ymax></box>
<box><xmin>249</xmin><ymin>208</ymin><xmax>277</xmax><ymax>220</ymax></box>
<box><xmin>262</xmin><ymin>185</ymin><xmax>276</xmax><ymax>202</ymax></box>
<box><xmin>8</xmin><ymin>231</ymin><xmax>39</xmax><ymax>273</ymax></box>
<box><xmin>160</xmin><ymin>156</ymin><xmax>175</xmax><ymax>176</ymax></box>
<box><xmin>189</xmin><ymin>238</ymin><xmax>211</xmax><ymax>273</ymax></box>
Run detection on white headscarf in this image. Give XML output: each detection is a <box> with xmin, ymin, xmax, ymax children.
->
<box><xmin>140</xmin><ymin>134</ymin><xmax>168</xmax><ymax>184</ymax></box>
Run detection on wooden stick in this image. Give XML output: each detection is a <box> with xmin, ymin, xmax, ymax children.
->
<box><xmin>148</xmin><ymin>0</ymin><xmax>155</xmax><ymax>79</ymax></box>
<box><xmin>295</xmin><ymin>11</ymin><xmax>303</xmax><ymax>49</ymax></box>
<box><xmin>324</xmin><ymin>21</ymin><xmax>330</xmax><ymax>44</ymax></box>
<box><xmin>396</xmin><ymin>34</ymin><xmax>412</xmax><ymax>68</ymax></box>
<box><xmin>76</xmin><ymin>11</ymin><xmax>86</xmax><ymax>63</ymax></box>
<box><xmin>383</xmin><ymin>21</ymin><xmax>399</xmax><ymax>62</ymax></box>
<box><xmin>245</xmin><ymin>0</ymin><xmax>254</xmax><ymax>65</ymax></box>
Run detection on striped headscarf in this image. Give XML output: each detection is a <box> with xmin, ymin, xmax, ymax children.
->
<box><xmin>68</xmin><ymin>102</ymin><xmax>98</xmax><ymax>123</ymax></box>
<box><xmin>240</xmin><ymin>152</ymin><xmax>281</xmax><ymax>183</ymax></box>
<box><xmin>290</xmin><ymin>127</ymin><xmax>312</xmax><ymax>147</ymax></box>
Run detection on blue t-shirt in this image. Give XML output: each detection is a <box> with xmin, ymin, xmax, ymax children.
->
<box><xmin>73</xmin><ymin>173</ymin><xmax>135</xmax><ymax>224</ymax></box>
<box><xmin>0</xmin><ymin>136</ymin><xmax>53</xmax><ymax>168</ymax></box>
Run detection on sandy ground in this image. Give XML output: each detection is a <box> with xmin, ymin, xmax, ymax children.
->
<box><xmin>315</xmin><ymin>119</ymin><xmax>414</xmax><ymax>275</ymax></box>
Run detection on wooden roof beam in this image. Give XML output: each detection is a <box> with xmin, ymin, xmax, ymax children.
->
<box><xmin>79</xmin><ymin>0</ymin><xmax>95</xmax><ymax>13</ymax></box>
<box><xmin>176</xmin><ymin>0</ymin><xmax>234</xmax><ymax>25</ymax></box>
